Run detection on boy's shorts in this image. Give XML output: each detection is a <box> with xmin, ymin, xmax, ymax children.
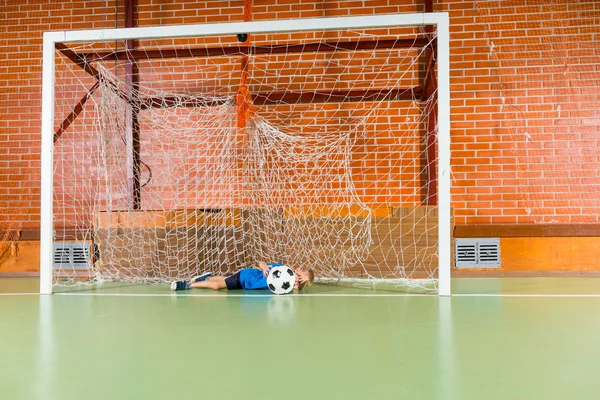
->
<box><xmin>225</xmin><ymin>271</ymin><xmax>243</xmax><ymax>290</ymax></box>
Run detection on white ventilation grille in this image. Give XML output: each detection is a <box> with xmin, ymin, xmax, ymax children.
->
<box><xmin>53</xmin><ymin>242</ymin><xmax>91</xmax><ymax>270</ymax></box>
<box><xmin>455</xmin><ymin>238</ymin><xmax>500</xmax><ymax>268</ymax></box>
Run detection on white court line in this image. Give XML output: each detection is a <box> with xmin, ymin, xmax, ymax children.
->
<box><xmin>51</xmin><ymin>292</ymin><xmax>600</xmax><ymax>298</ymax></box>
<box><xmin>453</xmin><ymin>293</ymin><xmax>600</xmax><ymax>298</ymax></box>
<box><xmin>53</xmin><ymin>292</ymin><xmax>433</xmax><ymax>297</ymax></box>
<box><xmin>2</xmin><ymin>292</ymin><xmax>600</xmax><ymax>298</ymax></box>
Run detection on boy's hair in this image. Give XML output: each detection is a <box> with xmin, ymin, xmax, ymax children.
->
<box><xmin>298</xmin><ymin>268</ymin><xmax>315</xmax><ymax>291</ymax></box>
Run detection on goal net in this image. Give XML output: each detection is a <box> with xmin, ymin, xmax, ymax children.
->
<box><xmin>43</xmin><ymin>15</ymin><xmax>450</xmax><ymax>293</ymax></box>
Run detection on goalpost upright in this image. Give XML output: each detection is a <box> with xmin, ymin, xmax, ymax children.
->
<box><xmin>40</xmin><ymin>13</ymin><xmax>451</xmax><ymax>295</ymax></box>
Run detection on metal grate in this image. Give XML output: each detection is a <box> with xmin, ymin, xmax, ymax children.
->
<box><xmin>53</xmin><ymin>242</ymin><xmax>91</xmax><ymax>270</ymax></box>
<box><xmin>455</xmin><ymin>238</ymin><xmax>500</xmax><ymax>268</ymax></box>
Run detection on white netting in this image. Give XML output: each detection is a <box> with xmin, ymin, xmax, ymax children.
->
<box><xmin>0</xmin><ymin>208</ymin><xmax>21</xmax><ymax>270</ymax></box>
<box><xmin>52</xmin><ymin>25</ymin><xmax>441</xmax><ymax>291</ymax></box>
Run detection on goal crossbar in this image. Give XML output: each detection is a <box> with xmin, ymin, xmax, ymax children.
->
<box><xmin>44</xmin><ymin>13</ymin><xmax>447</xmax><ymax>43</ymax></box>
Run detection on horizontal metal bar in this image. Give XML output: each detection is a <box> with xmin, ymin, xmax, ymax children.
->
<box><xmin>78</xmin><ymin>38</ymin><xmax>434</xmax><ymax>62</ymax></box>
<box><xmin>139</xmin><ymin>87</ymin><xmax>423</xmax><ymax>109</ymax></box>
<box><xmin>252</xmin><ymin>87</ymin><xmax>423</xmax><ymax>105</ymax></box>
<box><xmin>44</xmin><ymin>13</ymin><xmax>448</xmax><ymax>43</ymax></box>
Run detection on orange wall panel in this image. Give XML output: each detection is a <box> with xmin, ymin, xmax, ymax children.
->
<box><xmin>500</xmin><ymin>237</ymin><xmax>600</xmax><ymax>272</ymax></box>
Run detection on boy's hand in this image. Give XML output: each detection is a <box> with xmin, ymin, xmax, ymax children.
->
<box><xmin>258</xmin><ymin>261</ymin><xmax>269</xmax><ymax>277</ymax></box>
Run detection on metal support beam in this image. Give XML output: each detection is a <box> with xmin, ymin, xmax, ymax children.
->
<box><xmin>76</xmin><ymin>38</ymin><xmax>433</xmax><ymax>62</ymax></box>
<box><xmin>424</xmin><ymin>73</ymin><xmax>438</xmax><ymax>205</ymax></box>
<box><xmin>54</xmin><ymin>82</ymin><xmax>100</xmax><ymax>142</ymax></box>
<box><xmin>55</xmin><ymin>43</ymin><xmax>103</xmax><ymax>78</ymax></box>
<box><xmin>237</xmin><ymin>0</ymin><xmax>253</xmax><ymax>129</ymax></box>
<box><xmin>425</xmin><ymin>0</ymin><xmax>433</xmax><ymax>13</ymax></box>
<box><xmin>139</xmin><ymin>87</ymin><xmax>423</xmax><ymax>109</ymax></box>
<box><xmin>237</xmin><ymin>55</ymin><xmax>251</xmax><ymax>128</ymax></box>
<box><xmin>422</xmin><ymin>0</ymin><xmax>438</xmax><ymax>205</ymax></box>
<box><xmin>124</xmin><ymin>0</ymin><xmax>141</xmax><ymax>210</ymax></box>
<box><xmin>253</xmin><ymin>87</ymin><xmax>423</xmax><ymax>105</ymax></box>
<box><xmin>55</xmin><ymin>43</ymin><xmax>131</xmax><ymax>106</ymax></box>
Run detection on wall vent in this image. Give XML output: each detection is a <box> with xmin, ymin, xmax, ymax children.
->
<box><xmin>455</xmin><ymin>238</ymin><xmax>500</xmax><ymax>268</ymax></box>
<box><xmin>53</xmin><ymin>242</ymin><xmax>91</xmax><ymax>270</ymax></box>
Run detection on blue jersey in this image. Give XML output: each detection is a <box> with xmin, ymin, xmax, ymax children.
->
<box><xmin>238</xmin><ymin>262</ymin><xmax>284</xmax><ymax>290</ymax></box>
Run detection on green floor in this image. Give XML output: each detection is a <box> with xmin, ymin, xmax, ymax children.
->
<box><xmin>2</xmin><ymin>278</ymin><xmax>600</xmax><ymax>400</ymax></box>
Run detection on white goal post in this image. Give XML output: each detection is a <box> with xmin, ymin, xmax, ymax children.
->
<box><xmin>40</xmin><ymin>13</ymin><xmax>451</xmax><ymax>295</ymax></box>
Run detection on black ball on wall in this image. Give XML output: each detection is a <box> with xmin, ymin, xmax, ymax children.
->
<box><xmin>237</xmin><ymin>33</ymin><xmax>248</xmax><ymax>42</ymax></box>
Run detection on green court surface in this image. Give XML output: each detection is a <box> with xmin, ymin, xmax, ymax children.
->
<box><xmin>2</xmin><ymin>278</ymin><xmax>600</xmax><ymax>400</ymax></box>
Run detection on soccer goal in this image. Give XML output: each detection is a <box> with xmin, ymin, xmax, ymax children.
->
<box><xmin>40</xmin><ymin>13</ymin><xmax>450</xmax><ymax>295</ymax></box>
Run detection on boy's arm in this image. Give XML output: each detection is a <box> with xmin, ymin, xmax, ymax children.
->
<box><xmin>258</xmin><ymin>261</ymin><xmax>270</xmax><ymax>277</ymax></box>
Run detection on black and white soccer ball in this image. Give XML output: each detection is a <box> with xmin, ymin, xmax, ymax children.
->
<box><xmin>267</xmin><ymin>265</ymin><xmax>295</xmax><ymax>295</ymax></box>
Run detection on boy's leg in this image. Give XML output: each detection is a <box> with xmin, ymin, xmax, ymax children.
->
<box><xmin>190</xmin><ymin>272</ymin><xmax>212</xmax><ymax>283</ymax></box>
<box><xmin>190</xmin><ymin>276</ymin><xmax>226</xmax><ymax>290</ymax></box>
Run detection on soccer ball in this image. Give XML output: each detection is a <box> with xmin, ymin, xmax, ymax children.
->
<box><xmin>267</xmin><ymin>265</ymin><xmax>295</xmax><ymax>295</ymax></box>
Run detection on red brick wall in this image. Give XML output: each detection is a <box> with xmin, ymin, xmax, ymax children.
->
<box><xmin>0</xmin><ymin>1</ymin><xmax>118</xmax><ymax>228</ymax></box>
<box><xmin>441</xmin><ymin>0</ymin><xmax>600</xmax><ymax>224</ymax></box>
<box><xmin>1</xmin><ymin>0</ymin><xmax>599</xmax><ymax>229</ymax></box>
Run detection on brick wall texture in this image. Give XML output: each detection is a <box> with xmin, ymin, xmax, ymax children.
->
<box><xmin>0</xmin><ymin>0</ymin><xmax>599</xmax><ymax>228</ymax></box>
